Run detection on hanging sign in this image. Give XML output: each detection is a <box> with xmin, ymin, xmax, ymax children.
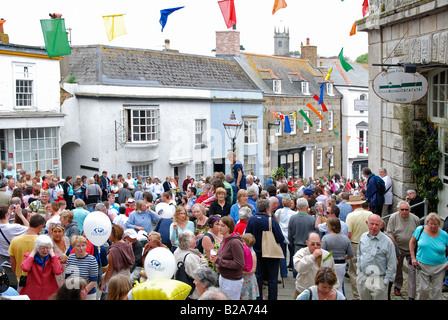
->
<box><xmin>372</xmin><ymin>69</ymin><xmax>428</xmax><ymax>104</ymax></box>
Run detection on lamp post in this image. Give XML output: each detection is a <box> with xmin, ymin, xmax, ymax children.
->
<box><xmin>326</xmin><ymin>150</ymin><xmax>333</xmax><ymax>182</ymax></box>
<box><xmin>223</xmin><ymin>110</ymin><xmax>242</xmax><ymax>155</ymax></box>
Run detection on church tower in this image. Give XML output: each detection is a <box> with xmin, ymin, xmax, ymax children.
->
<box><xmin>274</xmin><ymin>25</ymin><xmax>289</xmax><ymax>56</ymax></box>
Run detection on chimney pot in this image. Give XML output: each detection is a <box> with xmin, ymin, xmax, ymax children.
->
<box><xmin>306</xmin><ymin>38</ymin><xmax>310</xmax><ymax>45</ymax></box>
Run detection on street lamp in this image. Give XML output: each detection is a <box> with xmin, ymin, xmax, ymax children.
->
<box><xmin>326</xmin><ymin>150</ymin><xmax>333</xmax><ymax>181</ymax></box>
<box><xmin>223</xmin><ymin>110</ymin><xmax>242</xmax><ymax>155</ymax></box>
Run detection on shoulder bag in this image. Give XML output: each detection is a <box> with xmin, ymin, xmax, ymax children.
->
<box><xmin>262</xmin><ymin>217</ymin><xmax>284</xmax><ymax>259</ymax></box>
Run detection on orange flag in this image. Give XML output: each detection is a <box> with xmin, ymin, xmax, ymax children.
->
<box><xmin>350</xmin><ymin>22</ymin><xmax>357</xmax><ymax>36</ymax></box>
<box><xmin>272</xmin><ymin>0</ymin><xmax>287</xmax><ymax>15</ymax></box>
<box><xmin>306</xmin><ymin>103</ymin><xmax>323</xmax><ymax>120</ymax></box>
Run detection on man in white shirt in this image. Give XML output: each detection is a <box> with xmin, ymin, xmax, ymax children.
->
<box><xmin>379</xmin><ymin>168</ymin><xmax>393</xmax><ymax>217</ymax></box>
<box><xmin>246</xmin><ymin>174</ymin><xmax>259</xmax><ymax>197</ymax></box>
<box><xmin>150</xmin><ymin>177</ymin><xmax>164</xmax><ymax>200</ymax></box>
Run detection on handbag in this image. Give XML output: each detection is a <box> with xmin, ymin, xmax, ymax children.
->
<box><xmin>262</xmin><ymin>217</ymin><xmax>284</xmax><ymax>259</ymax></box>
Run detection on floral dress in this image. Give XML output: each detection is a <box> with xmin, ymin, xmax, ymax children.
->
<box><xmin>240</xmin><ymin>247</ymin><xmax>259</xmax><ymax>300</ymax></box>
<box><xmin>205</xmin><ymin>233</ymin><xmax>221</xmax><ymax>276</ymax></box>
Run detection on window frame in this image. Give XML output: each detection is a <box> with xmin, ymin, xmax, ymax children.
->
<box><xmin>122</xmin><ymin>106</ymin><xmax>160</xmax><ymax>143</ymax></box>
<box><xmin>13</xmin><ymin>62</ymin><xmax>35</xmax><ymax>109</ymax></box>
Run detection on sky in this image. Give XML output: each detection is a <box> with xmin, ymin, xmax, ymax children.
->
<box><xmin>1</xmin><ymin>0</ymin><xmax>368</xmax><ymax>61</ymax></box>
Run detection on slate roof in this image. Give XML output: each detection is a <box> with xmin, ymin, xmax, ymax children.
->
<box><xmin>233</xmin><ymin>52</ymin><xmax>342</xmax><ymax>98</ymax></box>
<box><xmin>317</xmin><ymin>59</ymin><xmax>368</xmax><ymax>87</ymax></box>
<box><xmin>67</xmin><ymin>45</ymin><xmax>260</xmax><ymax>91</ymax></box>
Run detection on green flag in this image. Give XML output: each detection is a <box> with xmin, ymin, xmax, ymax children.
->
<box><xmin>338</xmin><ymin>48</ymin><xmax>353</xmax><ymax>72</ymax></box>
<box><xmin>299</xmin><ymin>110</ymin><xmax>313</xmax><ymax>127</ymax></box>
<box><xmin>40</xmin><ymin>18</ymin><xmax>71</xmax><ymax>58</ymax></box>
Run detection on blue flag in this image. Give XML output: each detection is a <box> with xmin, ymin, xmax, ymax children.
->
<box><xmin>318</xmin><ymin>83</ymin><xmax>325</xmax><ymax>105</ymax></box>
<box><xmin>284</xmin><ymin>115</ymin><xmax>291</xmax><ymax>133</ymax></box>
<box><xmin>160</xmin><ymin>6</ymin><xmax>184</xmax><ymax>31</ymax></box>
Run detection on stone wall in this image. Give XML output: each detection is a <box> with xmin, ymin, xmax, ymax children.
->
<box><xmin>357</xmin><ymin>0</ymin><xmax>448</xmax><ymax>207</ymax></box>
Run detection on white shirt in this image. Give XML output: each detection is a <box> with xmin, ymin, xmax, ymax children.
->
<box><xmin>382</xmin><ymin>175</ymin><xmax>393</xmax><ymax>205</ymax></box>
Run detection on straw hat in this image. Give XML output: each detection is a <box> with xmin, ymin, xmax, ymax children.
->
<box><xmin>347</xmin><ymin>195</ymin><xmax>365</xmax><ymax>205</ymax></box>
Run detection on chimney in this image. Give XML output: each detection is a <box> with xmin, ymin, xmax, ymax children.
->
<box><xmin>215</xmin><ymin>30</ymin><xmax>240</xmax><ymax>57</ymax></box>
<box><xmin>0</xmin><ymin>19</ymin><xmax>9</xmax><ymax>44</ymax></box>
<box><xmin>301</xmin><ymin>37</ymin><xmax>317</xmax><ymax>67</ymax></box>
<box><xmin>165</xmin><ymin>39</ymin><xmax>170</xmax><ymax>50</ymax></box>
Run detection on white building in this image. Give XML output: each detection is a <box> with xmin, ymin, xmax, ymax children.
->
<box><xmin>0</xmin><ymin>42</ymin><xmax>65</xmax><ymax>178</ymax></box>
<box><xmin>61</xmin><ymin>44</ymin><xmax>264</xmax><ymax>183</ymax></box>
<box><xmin>317</xmin><ymin>59</ymin><xmax>369</xmax><ymax>180</ymax></box>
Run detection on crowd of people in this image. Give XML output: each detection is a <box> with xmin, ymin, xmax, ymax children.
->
<box><xmin>0</xmin><ymin>160</ymin><xmax>447</xmax><ymax>301</ymax></box>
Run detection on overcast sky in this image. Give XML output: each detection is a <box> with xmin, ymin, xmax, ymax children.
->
<box><xmin>2</xmin><ymin>0</ymin><xmax>368</xmax><ymax>61</ymax></box>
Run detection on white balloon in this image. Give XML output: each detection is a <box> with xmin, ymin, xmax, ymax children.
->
<box><xmin>144</xmin><ymin>247</ymin><xmax>176</xmax><ymax>280</ymax></box>
<box><xmin>155</xmin><ymin>202</ymin><xmax>174</xmax><ymax>219</ymax></box>
<box><xmin>83</xmin><ymin>211</ymin><xmax>112</xmax><ymax>246</ymax></box>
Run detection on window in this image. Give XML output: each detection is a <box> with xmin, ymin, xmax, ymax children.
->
<box><xmin>329</xmin><ymin>147</ymin><xmax>334</xmax><ymax>167</ymax></box>
<box><xmin>275</xmin><ymin>113</ymin><xmax>282</xmax><ymax>136</ymax></box>
<box><xmin>132</xmin><ymin>164</ymin><xmax>152</xmax><ymax>179</ymax></box>
<box><xmin>303</xmin><ymin>111</ymin><xmax>310</xmax><ymax>133</ymax></box>
<box><xmin>14</xmin><ymin>127</ymin><xmax>60</xmax><ymax>178</ymax></box>
<box><xmin>289</xmin><ymin>113</ymin><xmax>296</xmax><ymax>135</ymax></box>
<box><xmin>244</xmin><ymin>156</ymin><xmax>256</xmax><ymax>175</ymax></box>
<box><xmin>430</xmin><ymin>70</ymin><xmax>448</xmax><ymax>119</ymax></box>
<box><xmin>326</xmin><ymin>83</ymin><xmax>334</xmax><ymax>96</ymax></box>
<box><xmin>14</xmin><ymin>63</ymin><xmax>34</xmax><ymax>108</ymax></box>
<box><xmin>123</xmin><ymin>107</ymin><xmax>160</xmax><ymax>143</ymax></box>
<box><xmin>195</xmin><ymin>162</ymin><xmax>206</xmax><ymax>180</ymax></box>
<box><xmin>317</xmin><ymin>148</ymin><xmax>322</xmax><ymax>169</ymax></box>
<box><xmin>301</xmin><ymin>82</ymin><xmax>310</xmax><ymax>95</ymax></box>
<box><xmin>244</xmin><ymin>119</ymin><xmax>257</xmax><ymax>144</ymax></box>
<box><xmin>316</xmin><ymin>118</ymin><xmax>322</xmax><ymax>132</ymax></box>
<box><xmin>273</xmin><ymin>80</ymin><xmax>282</xmax><ymax>94</ymax></box>
<box><xmin>195</xmin><ymin>119</ymin><xmax>207</xmax><ymax>148</ymax></box>
<box><xmin>358</xmin><ymin>129</ymin><xmax>368</xmax><ymax>154</ymax></box>
<box><xmin>328</xmin><ymin>110</ymin><xmax>334</xmax><ymax>131</ymax></box>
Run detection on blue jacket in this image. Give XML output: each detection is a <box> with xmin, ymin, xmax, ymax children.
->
<box><xmin>245</xmin><ymin>212</ymin><xmax>285</xmax><ymax>255</ymax></box>
<box><xmin>365</xmin><ymin>174</ymin><xmax>384</xmax><ymax>207</ymax></box>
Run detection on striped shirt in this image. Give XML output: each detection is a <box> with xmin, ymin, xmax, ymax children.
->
<box><xmin>65</xmin><ymin>253</ymin><xmax>99</xmax><ymax>294</ymax></box>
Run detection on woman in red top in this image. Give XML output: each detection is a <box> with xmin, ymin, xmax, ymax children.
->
<box><xmin>20</xmin><ymin>235</ymin><xmax>64</xmax><ymax>300</ymax></box>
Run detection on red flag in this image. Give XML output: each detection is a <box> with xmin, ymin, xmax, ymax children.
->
<box><xmin>272</xmin><ymin>0</ymin><xmax>287</xmax><ymax>15</ymax></box>
<box><xmin>362</xmin><ymin>0</ymin><xmax>369</xmax><ymax>17</ymax></box>
<box><xmin>218</xmin><ymin>0</ymin><xmax>237</xmax><ymax>29</ymax></box>
<box><xmin>350</xmin><ymin>22</ymin><xmax>357</xmax><ymax>36</ymax></box>
<box><xmin>313</xmin><ymin>94</ymin><xmax>328</xmax><ymax>112</ymax></box>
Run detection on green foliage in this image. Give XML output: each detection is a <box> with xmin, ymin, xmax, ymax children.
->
<box><xmin>355</xmin><ymin>53</ymin><xmax>368</xmax><ymax>64</ymax></box>
<box><xmin>271</xmin><ymin>167</ymin><xmax>285</xmax><ymax>179</ymax></box>
<box><xmin>401</xmin><ymin>107</ymin><xmax>443</xmax><ymax>212</ymax></box>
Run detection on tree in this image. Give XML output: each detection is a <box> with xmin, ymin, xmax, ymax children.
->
<box><xmin>355</xmin><ymin>53</ymin><xmax>368</xmax><ymax>64</ymax></box>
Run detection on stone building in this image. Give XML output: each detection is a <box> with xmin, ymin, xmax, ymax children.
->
<box><xmin>216</xmin><ymin>30</ymin><xmax>343</xmax><ymax>182</ymax></box>
<box><xmin>357</xmin><ymin>0</ymin><xmax>448</xmax><ymax>217</ymax></box>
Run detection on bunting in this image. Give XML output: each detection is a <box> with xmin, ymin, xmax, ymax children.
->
<box><xmin>159</xmin><ymin>7</ymin><xmax>185</xmax><ymax>32</ymax></box>
<box><xmin>306</xmin><ymin>103</ymin><xmax>323</xmax><ymax>120</ymax></box>
<box><xmin>318</xmin><ymin>83</ymin><xmax>325</xmax><ymax>106</ymax></box>
<box><xmin>350</xmin><ymin>22</ymin><xmax>357</xmax><ymax>36</ymax></box>
<box><xmin>299</xmin><ymin>110</ymin><xmax>313</xmax><ymax>127</ymax></box>
<box><xmin>284</xmin><ymin>115</ymin><xmax>291</xmax><ymax>133</ymax></box>
<box><xmin>218</xmin><ymin>0</ymin><xmax>237</xmax><ymax>29</ymax></box>
<box><xmin>40</xmin><ymin>18</ymin><xmax>71</xmax><ymax>57</ymax></box>
<box><xmin>313</xmin><ymin>95</ymin><xmax>328</xmax><ymax>112</ymax></box>
<box><xmin>103</xmin><ymin>14</ymin><xmax>127</xmax><ymax>41</ymax></box>
<box><xmin>325</xmin><ymin>67</ymin><xmax>333</xmax><ymax>81</ymax></box>
<box><xmin>362</xmin><ymin>0</ymin><xmax>369</xmax><ymax>17</ymax></box>
<box><xmin>272</xmin><ymin>0</ymin><xmax>287</xmax><ymax>15</ymax></box>
<box><xmin>339</xmin><ymin>48</ymin><xmax>354</xmax><ymax>72</ymax></box>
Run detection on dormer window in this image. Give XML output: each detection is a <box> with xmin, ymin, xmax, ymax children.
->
<box><xmin>273</xmin><ymin>79</ymin><xmax>282</xmax><ymax>94</ymax></box>
<box><xmin>326</xmin><ymin>83</ymin><xmax>334</xmax><ymax>96</ymax></box>
<box><xmin>301</xmin><ymin>81</ymin><xmax>309</xmax><ymax>95</ymax></box>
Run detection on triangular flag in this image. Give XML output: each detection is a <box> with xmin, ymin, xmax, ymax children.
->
<box><xmin>339</xmin><ymin>48</ymin><xmax>354</xmax><ymax>72</ymax></box>
<box><xmin>279</xmin><ymin>114</ymin><xmax>285</xmax><ymax>120</ymax></box>
<box><xmin>102</xmin><ymin>14</ymin><xmax>127</xmax><ymax>42</ymax></box>
<box><xmin>297</xmin><ymin>120</ymin><xmax>303</xmax><ymax>129</ymax></box>
<box><xmin>40</xmin><ymin>18</ymin><xmax>71</xmax><ymax>58</ymax></box>
<box><xmin>346</xmin><ymin>135</ymin><xmax>351</xmax><ymax>143</ymax></box>
<box><xmin>334</xmin><ymin>132</ymin><xmax>339</xmax><ymax>138</ymax></box>
<box><xmin>218</xmin><ymin>0</ymin><xmax>237</xmax><ymax>29</ymax></box>
<box><xmin>318</xmin><ymin>83</ymin><xmax>325</xmax><ymax>106</ymax></box>
<box><xmin>272</xmin><ymin>0</ymin><xmax>287</xmax><ymax>15</ymax></box>
<box><xmin>160</xmin><ymin>7</ymin><xmax>184</xmax><ymax>32</ymax></box>
<box><xmin>362</xmin><ymin>0</ymin><xmax>369</xmax><ymax>17</ymax></box>
<box><xmin>299</xmin><ymin>110</ymin><xmax>313</xmax><ymax>127</ymax></box>
<box><xmin>292</xmin><ymin>112</ymin><xmax>296</xmax><ymax>120</ymax></box>
<box><xmin>284</xmin><ymin>115</ymin><xmax>291</xmax><ymax>133</ymax></box>
<box><xmin>325</xmin><ymin>67</ymin><xmax>333</xmax><ymax>81</ymax></box>
<box><xmin>350</xmin><ymin>22</ymin><xmax>357</xmax><ymax>36</ymax></box>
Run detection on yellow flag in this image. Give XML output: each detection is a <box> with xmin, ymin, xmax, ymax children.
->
<box><xmin>103</xmin><ymin>14</ymin><xmax>127</xmax><ymax>41</ymax></box>
<box><xmin>325</xmin><ymin>67</ymin><xmax>333</xmax><ymax>81</ymax></box>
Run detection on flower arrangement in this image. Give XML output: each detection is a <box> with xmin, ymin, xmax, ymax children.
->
<box><xmin>401</xmin><ymin>108</ymin><xmax>443</xmax><ymax>212</ymax></box>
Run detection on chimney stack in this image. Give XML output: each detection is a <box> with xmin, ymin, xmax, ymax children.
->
<box><xmin>215</xmin><ymin>30</ymin><xmax>240</xmax><ymax>57</ymax></box>
<box><xmin>0</xmin><ymin>19</ymin><xmax>9</xmax><ymax>44</ymax></box>
<box><xmin>165</xmin><ymin>39</ymin><xmax>170</xmax><ymax>50</ymax></box>
<box><xmin>301</xmin><ymin>37</ymin><xmax>317</xmax><ymax>67</ymax></box>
